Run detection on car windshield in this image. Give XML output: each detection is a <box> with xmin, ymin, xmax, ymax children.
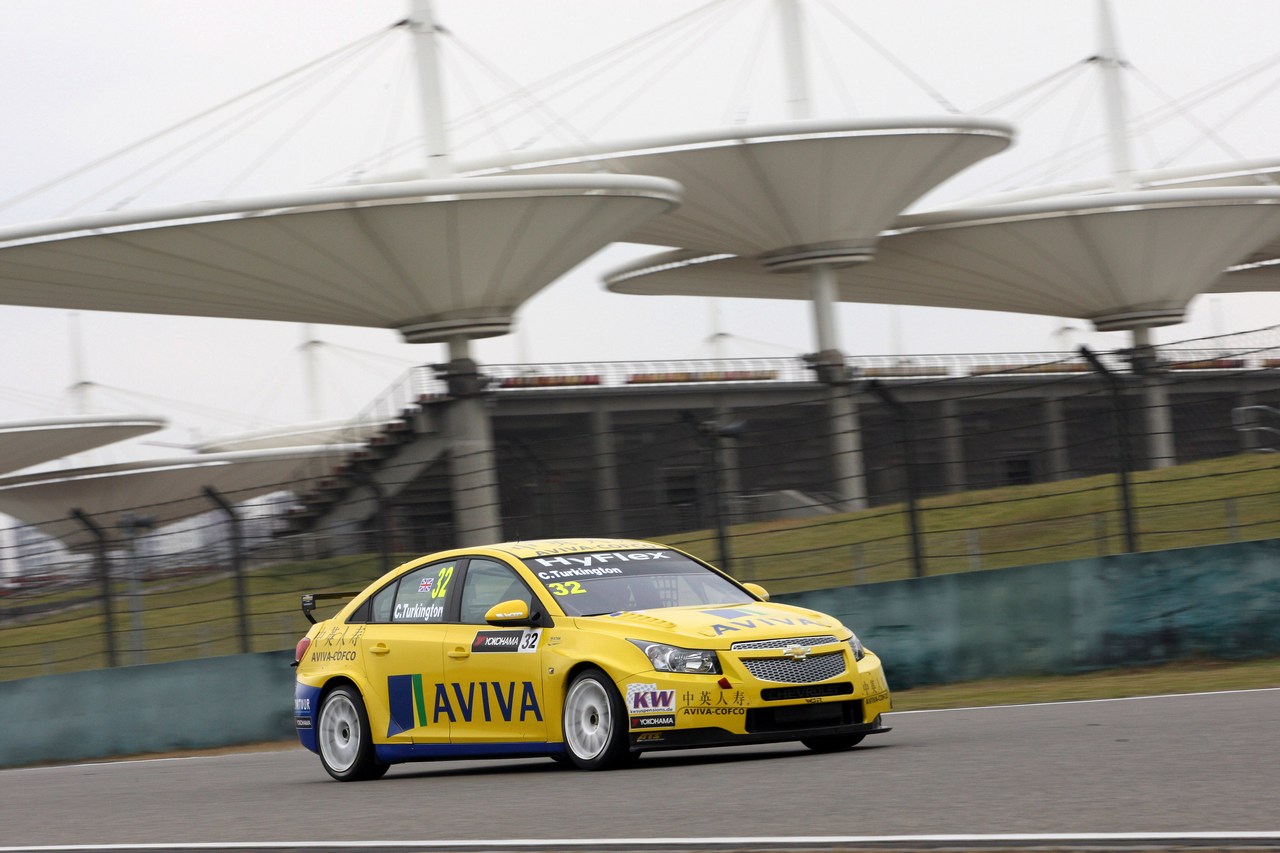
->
<box><xmin>521</xmin><ymin>549</ymin><xmax>753</xmax><ymax>616</ymax></box>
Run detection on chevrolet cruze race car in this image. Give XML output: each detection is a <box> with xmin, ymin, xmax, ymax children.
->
<box><xmin>293</xmin><ymin>537</ymin><xmax>891</xmax><ymax>780</ymax></box>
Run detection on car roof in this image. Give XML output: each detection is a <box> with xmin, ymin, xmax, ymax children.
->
<box><xmin>350</xmin><ymin>538</ymin><xmax>673</xmax><ymax>607</ymax></box>
<box><xmin>486</xmin><ymin>537</ymin><xmax>663</xmax><ymax>559</ymax></box>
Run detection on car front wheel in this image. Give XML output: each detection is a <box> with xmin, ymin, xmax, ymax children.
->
<box><xmin>562</xmin><ymin>668</ymin><xmax>631</xmax><ymax>770</ymax></box>
<box><xmin>317</xmin><ymin>685</ymin><xmax>388</xmax><ymax>781</ymax></box>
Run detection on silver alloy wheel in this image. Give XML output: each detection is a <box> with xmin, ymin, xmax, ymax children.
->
<box><xmin>564</xmin><ymin>676</ymin><xmax>612</xmax><ymax>760</ymax></box>
<box><xmin>319</xmin><ymin>692</ymin><xmax>360</xmax><ymax>773</ymax></box>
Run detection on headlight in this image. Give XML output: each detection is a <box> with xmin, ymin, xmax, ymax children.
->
<box><xmin>629</xmin><ymin>640</ymin><xmax>721</xmax><ymax>674</ymax></box>
<box><xmin>848</xmin><ymin>633</ymin><xmax>865</xmax><ymax>661</ymax></box>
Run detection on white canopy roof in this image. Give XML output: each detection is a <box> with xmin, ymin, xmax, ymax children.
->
<box><xmin>607</xmin><ymin>187</ymin><xmax>1280</xmax><ymax>331</ymax></box>
<box><xmin>943</xmin><ymin>155</ymin><xmax>1280</xmax><ymax>209</ymax></box>
<box><xmin>0</xmin><ymin>444</ymin><xmax>357</xmax><ymax>548</ymax></box>
<box><xmin>943</xmin><ymin>156</ymin><xmax>1280</xmax><ymax>297</ymax></box>
<box><xmin>0</xmin><ymin>414</ymin><xmax>165</xmax><ymax>476</ymax></box>
<box><xmin>459</xmin><ymin>117</ymin><xmax>1014</xmax><ymax>263</ymax></box>
<box><xmin>194</xmin><ymin>420</ymin><xmax>384</xmax><ymax>453</ymax></box>
<box><xmin>0</xmin><ymin>175</ymin><xmax>681</xmax><ymax>343</ymax></box>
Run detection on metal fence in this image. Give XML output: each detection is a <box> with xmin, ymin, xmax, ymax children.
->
<box><xmin>3</xmin><ymin>325</ymin><xmax>1280</xmax><ymax>682</ymax></box>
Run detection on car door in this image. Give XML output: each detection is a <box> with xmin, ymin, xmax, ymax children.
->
<box><xmin>441</xmin><ymin>558</ymin><xmax>548</xmax><ymax>744</ymax></box>
<box><xmin>356</xmin><ymin>558</ymin><xmax>461</xmax><ymax>745</ymax></box>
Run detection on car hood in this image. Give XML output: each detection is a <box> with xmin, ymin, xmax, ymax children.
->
<box><xmin>580</xmin><ymin>601</ymin><xmax>846</xmax><ymax>646</ymax></box>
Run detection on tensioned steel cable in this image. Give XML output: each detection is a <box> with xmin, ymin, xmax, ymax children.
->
<box><xmin>1129</xmin><ymin>66</ymin><xmax>1267</xmax><ymax>169</ymax></box>
<box><xmin>0</xmin><ymin>25</ymin><xmax>397</xmax><ymax>217</ymax></box>
<box><xmin>218</xmin><ymin>36</ymin><xmax>402</xmax><ymax>198</ymax></box>
<box><xmin>69</xmin><ymin>29</ymin><xmax>397</xmax><ymax>216</ymax></box>
<box><xmin>445</xmin><ymin>0</ymin><xmax>735</xmax><ymax>155</ymax></box>
<box><xmin>817</xmin><ymin>0</ymin><xmax>961</xmax><ymax>114</ymax></box>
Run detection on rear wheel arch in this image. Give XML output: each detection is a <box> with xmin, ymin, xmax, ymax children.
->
<box><xmin>319</xmin><ymin>675</ymin><xmax>359</xmax><ymax>700</ymax></box>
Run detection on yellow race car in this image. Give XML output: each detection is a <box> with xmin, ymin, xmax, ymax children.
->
<box><xmin>293</xmin><ymin>537</ymin><xmax>891</xmax><ymax>780</ymax></box>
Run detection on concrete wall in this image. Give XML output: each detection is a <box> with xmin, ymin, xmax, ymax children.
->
<box><xmin>779</xmin><ymin>539</ymin><xmax>1280</xmax><ymax>689</ymax></box>
<box><xmin>2</xmin><ymin>539</ymin><xmax>1277</xmax><ymax>768</ymax></box>
<box><xmin>0</xmin><ymin>650</ymin><xmax>295</xmax><ymax>769</ymax></box>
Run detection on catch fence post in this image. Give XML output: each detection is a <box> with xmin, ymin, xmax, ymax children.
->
<box><xmin>71</xmin><ymin>509</ymin><xmax>116</xmax><ymax>668</ymax></box>
<box><xmin>1080</xmin><ymin>347</ymin><xmax>1139</xmax><ymax>553</ymax></box>
<box><xmin>203</xmin><ymin>487</ymin><xmax>250</xmax><ymax>655</ymax></box>
<box><xmin>866</xmin><ymin>380</ymin><xmax>926</xmax><ymax>578</ymax></box>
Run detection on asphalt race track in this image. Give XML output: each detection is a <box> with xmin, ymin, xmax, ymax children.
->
<box><xmin>1</xmin><ymin>689</ymin><xmax>1277</xmax><ymax>851</ymax></box>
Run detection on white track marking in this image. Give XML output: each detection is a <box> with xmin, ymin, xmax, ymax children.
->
<box><xmin>889</xmin><ymin>685</ymin><xmax>1280</xmax><ymax>715</ymax></box>
<box><xmin>3</xmin><ymin>831</ymin><xmax>1280</xmax><ymax>851</ymax></box>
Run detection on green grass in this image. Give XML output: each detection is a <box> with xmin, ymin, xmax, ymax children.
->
<box><xmin>664</xmin><ymin>453</ymin><xmax>1280</xmax><ymax>593</ymax></box>
<box><xmin>0</xmin><ymin>552</ymin><xmax>400</xmax><ymax>682</ymax></box>
<box><xmin>2</xmin><ymin>452</ymin><xmax>1277</xmax><ymax>682</ymax></box>
<box><xmin>891</xmin><ymin>655</ymin><xmax>1280</xmax><ymax>711</ymax></box>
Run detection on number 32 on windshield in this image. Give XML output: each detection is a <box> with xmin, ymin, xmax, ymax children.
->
<box><xmin>547</xmin><ymin>581</ymin><xmax>585</xmax><ymax>596</ymax></box>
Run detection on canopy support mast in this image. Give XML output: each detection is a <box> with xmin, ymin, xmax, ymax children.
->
<box><xmin>779</xmin><ymin>0</ymin><xmax>865</xmax><ymax>508</ymax></box>
<box><xmin>1097</xmin><ymin>0</ymin><xmax>1135</xmax><ymax>192</ymax></box>
<box><xmin>409</xmin><ymin>1</ymin><xmax>500</xmax><ymax>542</ymax></box>
<box><xmin>409</xmin><ymin>0</ymin><xmax>452</xmax><ymax>179</ymax></box>
<box><xmin>1098</xmin><ymin>1</ymin><xmax>1175</xmax><ymax>468</ymax></box>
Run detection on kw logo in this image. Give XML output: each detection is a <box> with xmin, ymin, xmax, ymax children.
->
<box><xmin>627</xmin><ymin>682</ymin><xmax>676</xmax><ymax>713</ymax></box>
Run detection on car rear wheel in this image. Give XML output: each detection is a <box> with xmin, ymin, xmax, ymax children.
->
<box><xmin>801</xmin><ymin>733</ymin><xmax>865</xmax><ymax>753</ymax></box>
<box><xmin>317</xmin><ymin>685</ymin><xmax>387</xmax><ymax>781</ymax></box>
<box><xmin>562</xmin><ymin>668</ymin><xmax>631</xmax><ymax>770</ymax></box>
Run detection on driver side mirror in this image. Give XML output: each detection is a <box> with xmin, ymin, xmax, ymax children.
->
<box><xmin>743</xmin><ymin>582</ymin><xmax>770</xmax><ymax>601</ymax></box>
<box><xmin>485</xmin><ymin>599</ymin><xmax>534</xmax><ymax>626</ymax></box>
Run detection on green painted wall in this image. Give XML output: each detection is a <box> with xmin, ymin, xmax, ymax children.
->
<box><xmin>0</xmin><ymin>650</ymin><xmax>295</xmax><ymax>769</ymax></box>
<box><xmin>2</xmin><ymin>539</ymin><xmax>1277</xmax><ymax>767</ymax></box>
<box><xmin>778</xmin><ymin>539</ymin><xmax>1280</xmax><ymax>689</ymax></box>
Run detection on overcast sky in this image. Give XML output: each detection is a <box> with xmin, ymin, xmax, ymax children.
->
<box><xmin>1</xmin><ymin>0</ymin><xmax>1279</xmax><ymax>450</ymax></box>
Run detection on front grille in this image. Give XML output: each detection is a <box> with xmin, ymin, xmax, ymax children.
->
<box><xmin>740</xmin><ymin>651</ymin><xmax>846</xmax><ymax>683</ymax></box>
<box><xmin>746</xmin><ymin>700</ymin><xmax>863</xmax><ymax>733</ymax></box>
<box><xmin>760</xmin><ymin>682</ymin><xmax>853</xmax><ymax>702</ymax></box>
<box><xmin>730</xmin><ymin>635</ymin><xmax>839</xmax><ymax>651</ymax></box>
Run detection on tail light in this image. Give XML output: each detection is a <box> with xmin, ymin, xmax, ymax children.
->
<box><xmin>293</xmin><ymin>636</ymin><xmax>312</xmax><ymax>667</ymax></box>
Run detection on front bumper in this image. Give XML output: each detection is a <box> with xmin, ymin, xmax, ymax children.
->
<box><xmin>629</xmin><ymin>710</ymin><xmax>891</xmax><ymax>751</ymax></box>
<box><xmin>620</xmin><ymin>648</ymin><xmax>892</xmax><ymax>751</ymax></box>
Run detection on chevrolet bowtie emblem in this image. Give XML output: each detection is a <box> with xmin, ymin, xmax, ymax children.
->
<box><xmin>782</xmin><ymin>644</ymin><xmax>811</xmax><ymax>660</ymax></box>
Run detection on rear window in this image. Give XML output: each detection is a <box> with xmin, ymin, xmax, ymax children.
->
<box><xmin>521</xmin><ymin>549</ymin><xmax>752</xmax><ymax>616</ymax></box>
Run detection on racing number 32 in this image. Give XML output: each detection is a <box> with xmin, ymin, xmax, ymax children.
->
<box><xmin>431</xmin><ymin>565</ymin><xmax>454</xmax><ymax>599</ymax></box>
<box><xmin>547</xmin><ymin>581</ymin><xmax>585</xmax><ymax>596</ymax></box>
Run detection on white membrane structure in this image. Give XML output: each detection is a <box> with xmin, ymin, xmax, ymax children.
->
<box><xmin>0</xmin><ymin>174</ymin><xmax>681</xmax><ymax>545</ymax></box>
<box><xmin>607</xmin><ymin>187</ymin><xmax>1280</xmax><ymax>332</ymax></box>
<box><xmin>0</xmin><ymin>176</ymin><xmax>681</xmax><ymax>344</ymax></box>
<box><xmin>931</xmin><ymin>155</ymin><xmax>1280</xmax><ymax>298</ymax></box>
<box><xmin>0</xmin><ymin>415</ymin><xmax>166</xmax><ymax>476</ymax></box>
<box><xmin>195</xmin><ymin>420</ymin><xmax>388</xmax><ymax>454</ymax></box>
<box><xmin>461</xmin><ymin>117</ymin><xmax>1015</xmax><ymax>264</ymax></box>
<box><xmin>0</xmin><ymin>445</ymin><xmax>359</xmax><ymax>548</ymax></box>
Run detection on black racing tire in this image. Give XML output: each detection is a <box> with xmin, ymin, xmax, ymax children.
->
<box><xmin>801</xmin><ymin>733</ymin><xmax>865</xmax><ymax>753</ymax></box>
<box><xmin>317</xmin><ymin>685</ymin><xmax>387</xmax><ymax>781</ymax></box>
<box><xmin>561</xmin><ymin>667</ymin><xmax>631</xmax><ymax>770</ymax></box>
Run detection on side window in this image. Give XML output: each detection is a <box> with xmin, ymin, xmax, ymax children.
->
<box><xmin>390</xmin><ymin>561</ymin><xmax>458</xmax><ymax>624</ymax></box>
<box><xmin>459</xmin><ymin>560</ymin><xmax>531</xmax><ymax>624</ymax></box>
<box><xmin>348</xmin><ymin>599</ymin><xmax>372</xmax><ymax>623</ymax></box>
<box><xmin>369</xmin><ymin>584</ymin><xmax>396</xmax><ymax>623</ymax></box>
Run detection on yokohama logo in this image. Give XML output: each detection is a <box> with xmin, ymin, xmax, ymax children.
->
<box><xmin>472</xmin><ymin>631</ymin><xmax>522</xmax><ymax>652</ymax></box>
